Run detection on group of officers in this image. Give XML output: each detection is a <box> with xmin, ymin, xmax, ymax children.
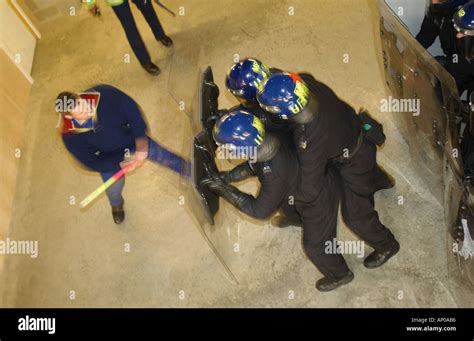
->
<box><xmin>202</xmin><ymin>0</ymin><xmax>474</xmax><ymax>291</ymax></box>
<box><xmin>202</xmin><ymin>58</ymin><xmax>398</xmax><ymax>292</ymax></box>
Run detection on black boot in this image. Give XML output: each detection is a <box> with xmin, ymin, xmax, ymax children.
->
<box><xmin>112</xmin><ymin>201</ymin><xmax>125</xmax><ymax>225</ymax></box>
<box><xmin>316</xmin><ymin>271</ymin><xmax>354</xmax><ymax>292</ymax></box>
<box><xmin>157</xmin><ymin>35</ymin><xmax>173</xmax><ymax>47</ymax></box>
<box><xmin>141</xmin><ymin>62</ymin><xmax>161</xmax><ymax>75</ymax></box>
<box><xmin>364</xmin><ymin>240</ymin><xmax>400</xmax><ymax>269</ymax></box>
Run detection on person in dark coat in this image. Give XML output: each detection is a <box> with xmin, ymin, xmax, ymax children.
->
<box><xmin>416</xmin><ymin>0</ymin><xmax>473</xmax><ymax>96</ymax></box>
<box><xmin>201</xmin><ymin>109</ymin><xmax>315</xmax><ymax>223</ymax></box>
<box><xmin>257</xmin><ymin>72</ymin><xmax>399</xmax><ymax>291</ymax></box>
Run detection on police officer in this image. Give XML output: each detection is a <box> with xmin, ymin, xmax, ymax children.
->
<box><xmin>257</xmin><ymin>72</ymin><xmax>399</xmax><ymax>291</ymax></box>
<box><xmin>201</xmin><ymin>109</ymin><xmax>306</xmax><ymax>222</ymax></box>
<box><xmin>416</xmin><ymin>0</ymin><xmax>473</xmax><ymax>95</ymax></box>
<box><xmin>220</xmin><ymin>59</ymin><xmax>300</xmax><ymax>227</ymax></box>
<box><xmin>86</xmin><ymin>0</ymin><xmax>173</xmax><ymax>75</ymax></box>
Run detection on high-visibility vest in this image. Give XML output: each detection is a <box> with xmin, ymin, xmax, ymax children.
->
<box><xmin>84</xmin><ymin>0</ymin><xmax>125</xmax><ymax>9</ymax></box>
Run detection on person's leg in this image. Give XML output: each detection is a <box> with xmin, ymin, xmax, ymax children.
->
<box><xmin>112</xmin><ymin>1</ymin><xmax>151</xmax><ymax>65</ymax></box>
<box><xmin>132</xmin><ymin>0</ymin><xmax>166</xmax><ymax>39</ymax></box>
<box><xmin>100</xmin><ymin>172</ymin><xmax>125</xmax><ymax>207</ymax></box>
<box><xmin>340</xmin><ymin>187</ymin><xmax>395</xmax><ymax>252</ymax></box>
<box><xmin>339</xmin><ymin>141</ymin><xmax>396</xmax><ymax>252</ymax></box>
<box><xmin>300</xmin><ymin>214</ymin><xmax>350</xmax><ymax>281</ymax></box>
<box><xmin>147</xmin><ymin>137</ymin><xmax>191</xmax><ymax>176</ymax></box>
<box><xmin>297</xmin><ymin>170</ymin><xmax>350</xmax><ymax>281</ymax></box>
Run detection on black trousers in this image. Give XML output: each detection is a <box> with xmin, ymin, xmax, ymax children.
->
<box><xmin>297</xmin><ymin>140</ymin><xmax>396</xmax><ymax>280</ymax></box>
<box><xmin>112</xmin><ymin>0</ymin><xmax>166</xmax><ymax>65</ymax></box>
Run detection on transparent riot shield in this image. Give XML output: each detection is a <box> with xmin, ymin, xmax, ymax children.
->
<box><xmin>378</xmin><ymin>0</ymin><xmax>474</xmax><ymax>302</ymax></box>
<box><xmin>169</xmin><ymin>47</ymin><xmax>250</xmax><ymax>283</ymax></box>
<box><xmin>379</xmin><ymin>0</ymin><xmax>457</xmax><ymax>202</ymax></box>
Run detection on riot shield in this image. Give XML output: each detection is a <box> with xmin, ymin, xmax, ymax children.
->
<box><xmin>170</xmin><ymin>48</ymin><xmax>246</xmax><ymax>283</ymax></box>
<box><xmin>379</xmin><ymin>0</ymin><xmax>458</xmax><ymax>202</ymax></box>
<box><xmin>199</xmin><ymin>66</ymin><xmax>220</xmax><ymax>154</ymax></box>
<box><xmin>378</xmin><ymin>0</ymin><xmax>474</xmax><ymax>302</ymax></box>
<box><xmin>189</xmin><ymin>66</ymin><xmax>220</xmax><ymax>226</ymax></box>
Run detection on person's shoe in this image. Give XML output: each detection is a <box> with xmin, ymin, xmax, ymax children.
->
<box><xmin>112</xmin><ymin>201</ymin><xmax>125</xmax><ymax>225</ymax></box>
<box><xmin>141</xmin><ymin>62</ymin><xmax>161</xmax><ymax>75</ymax></box>
<box><xmin>271</xmin><ymin>215</ymin><xmax>303</xmax><ymax>228</ymax></box>
<box><xmin>158</xmin><ymin>35</ymin><xmax>173</xmax><ymax>47</ymax></box>
<box><xmin>364</xmin><ymin>240</ymin><xmax>400</xmax><ymax>269</ymax></box>
<box><xmin>316</xmin><ymin>271</ymin><xmax>354</xmax><ymax>292</ymax></box>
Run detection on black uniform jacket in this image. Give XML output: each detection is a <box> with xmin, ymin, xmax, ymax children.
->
<box><xmin>239</xmin><ymin>138</ymin><xmax>300</xmax><ymax>220</ymax></box>
<box><xmin>291</xmin><ymin>73</ymin><xmax>361</xmax><ymax>205</ymax></box>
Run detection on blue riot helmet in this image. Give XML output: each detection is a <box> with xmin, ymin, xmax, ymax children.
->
<box><xmin>225</xmin><ymin>58</ymin><xmax>272</xmax><ymax>102</ymax></box>
<box><xmin>454</xmin><ymin>1</ymin><xmax>474</xmax><ymax>35</ymax></box>
<box><xmin>213</xmin><ymin>109</ymin><xmax>265</xmax><ymax>157</ymax></box>
<box><xmin>454</xmin><ymin>1</ymin><xmax>474</xmax><ymax>60</ymax></box>
<box><xmin>256</xmin><ymin>72</ymin><xmax>310</xmax><ymax>120</ymax></box>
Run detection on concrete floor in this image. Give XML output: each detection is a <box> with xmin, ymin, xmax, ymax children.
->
<box><xmin>0</xmin><ymin>0</ymin><xmax>471</xmax><ymax>307</ymax></box>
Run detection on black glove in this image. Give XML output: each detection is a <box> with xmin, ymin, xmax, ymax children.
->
<box><xmin>201</xmin><ymin>175</ymin><xmax>251</xmax><ymax>210</ymax></box>
<box><xmin>219</xmin><ymin>162</ymin><xmax>254</xmax><ymax>183</ymax></box>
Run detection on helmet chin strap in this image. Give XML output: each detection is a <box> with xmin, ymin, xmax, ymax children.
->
<box><xmin>256</xmin><ymin>133</ymin><xmax>280</xmax><ymax>162</ymax></box>
<box><xmin>290</xmin><ymin>91</ymin><xmax>319</xmax><ymax>124</ymax></box>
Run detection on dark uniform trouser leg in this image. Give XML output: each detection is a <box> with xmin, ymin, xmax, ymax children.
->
<box><xmin>112</xmin><ymin>1</ymin><xmax>151</xmax><ymax>65</ymax></box>
<box><xmin>132</xmin><ymin>0</ymin><xmax>166</xmax><ymax>40</ymax></box>
<box><xmin>339</xmin><ymin>141</ymin><xmax>395</xmax><ymax>252</ymax></box>
<box><xmin>340</xmin><ymin>187</ymin><xmax>395</xmax><ymax>252</ymax></box>
<box><xmin>297</xmin><ymin>170</ymin><xmax>350</xmax><ymax>281</ymax></box>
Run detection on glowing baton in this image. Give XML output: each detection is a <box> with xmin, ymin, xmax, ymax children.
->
<box><xmin>80</xmin><ymin>163</ymin><xmax>135</xmax><ymax>208</ymax></box>
<box><xmin>153</xmin><ymin>0</ymin><xmax>176</xmax><ymax>17</ymax></box>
